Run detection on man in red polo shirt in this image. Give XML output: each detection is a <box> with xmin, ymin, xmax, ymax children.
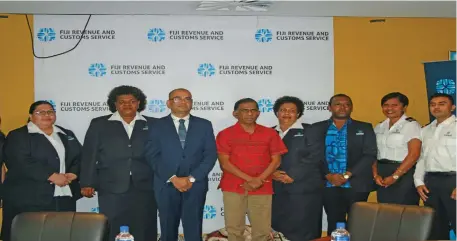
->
<box><xmin>216</xmin><ymin>98</ymin><xmax>288</xmax><ymax>241</ymax></box>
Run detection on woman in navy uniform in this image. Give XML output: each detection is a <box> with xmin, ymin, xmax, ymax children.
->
<box><xmin>271</xmin><ymin>96</ymin><xmax>323</xmax><ymax>241</ymax></box>
<box><xmin>80</xmin><ymin>86</ymin><xmax>157</xmax><ymax>241</ymax></box>
<box><xmin>372</xmin><ymin>92</ymin><xmax>421</xmax><ymax>205</ymax></box>
<box><xmin>1</xmin><ymin>101</ymin><xmax>82</xmax><ymax>241</ymax></box>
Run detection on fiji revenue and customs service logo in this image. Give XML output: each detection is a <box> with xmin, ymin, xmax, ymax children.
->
<box><xmin>147</xmin><ymin>28</ymin><xmax>166</xmax><ymax>42</ymax></box>
<box><xmin>257</xmin><ymin>98</ymin><xmax>274</xmax><ymax>113</ymax></box>
<box><xmin>197</xmin><ymin>63</ymin><xmax>216</xmax><ymax>77</ymax></box>
<box><xmin>147</xmin><ymin>99</ymin><xmax>168</xmax><ymax>113</ymax></box>
<box><xmin>436</xmin><ymin>78</ymin><xmax>456</xmax><ymax>94</ymax></box>
<box><xmin>88</xmin><ymin>63</ymin><xmax>107</xmax><ymax>77</ymax></box>
<box><xmin>37</xmin><ymin>28</ymin><xmax>57</xmax><ymax>42</ymax></box>
<box><xmin>255</xmin><ymin>29</ymin><xmax>273</xmax><ymax>43</ymax></box>
<box><xmin>203</xmin><ymin>205</ymin><xmax>217</xmax><ymax>219</ymax></box>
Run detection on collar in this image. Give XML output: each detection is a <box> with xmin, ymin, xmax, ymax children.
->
<box><xmin>27</xmin><ymin>122</ymin><xmax>65</xmax><ymax>135</ymax></box>
<box><xmin>234</xmin><ymin>122</ymin><xmax>260</xmax><ymax>133</ymax></box>
<box><xmin>171</xmin><ymin>113</ymin><xmax>190</xmax><ymax>122</ymax></box>
<box><xmin>275</xmin><ymin>121</ymin><xmax>303</xmax><ymax>133</ymax></box>
<box><xmin>382</xmin><ymin>114</ymin><xmax>407</xmax><ymax>127</ymax></box>
<box><xmin>328</xmin><ymin>118</ymin><xmax>352</xmax><ymax>126</ymax></box>
<box><xmin>108</xmin><ymin>111</ymin><xmax>146</xmax><ymax>122</ymax></box>
<box><xmin>433</xmin><ymin>115</ymin><xmax>456</xmax><ymax>127</ymax></box>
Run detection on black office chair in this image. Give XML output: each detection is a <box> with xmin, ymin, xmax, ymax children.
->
<box><xmin>348</xmin><ymin>202</ymin><xmax>435</xmax><ymax>241</ymax></box>
<box><xmin>11</xmin><ymin>212</ymin><xmax>108</xmax><ymax>241</ymax></box>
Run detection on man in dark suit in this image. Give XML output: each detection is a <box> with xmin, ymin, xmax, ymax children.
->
<box><xmin>145</xmin><ymin>88</ymin><xmax>217</xmax><ymax>241</ymax></box>
<box><xmin>80</xmin><ymin>86</ymin><xmax>157</xmax><ymax>241</ymax></box>
<box><xmin>271</xmin><ymin>96</ymin><xmax>324</xmax><ymax>241</ymax></box>
<box><xmin>310</xmin><ymin>94</ymin><xmax>377</xmax><ymax>234</ymax></box>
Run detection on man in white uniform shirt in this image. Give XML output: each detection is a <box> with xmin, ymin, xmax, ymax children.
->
<box><xmin>414</xmin><ymin>93</ymin><xmax>456</xmax><ymax>240</ymax></box>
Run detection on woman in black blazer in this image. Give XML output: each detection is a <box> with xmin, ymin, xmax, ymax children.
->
<box><xmin>1</xmin><ymin>100</ymin><xmax>82</xmax><ymax>241</ymax></box>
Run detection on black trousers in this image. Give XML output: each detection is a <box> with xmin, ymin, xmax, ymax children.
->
<box><xmin>376</xmin><ymin>162</ymin><xmax>419</xmax><ymax>205</ymax></box>
<box><xmin>98</xmin><ymin>180</ymin><xmax>157</xmax><ymax>241</ymax></box>
<box><xmin>323</xmin><ymin>187</ymin><xmax>370</xmax><ymax>234</ymax></box>
<box><xmin>272</xmin><ymin>191</ymin><xmax>323</xmax><ymax>241</ymax></box>
<box><xmin>1</xmin><ymin>196</ymin><xmax>76</xmax><ymax>241</ymax></box>
<box><xmin>424</xmin><ymin>173</ymin><xmax>456</xmax><ymax>240</ymax></box>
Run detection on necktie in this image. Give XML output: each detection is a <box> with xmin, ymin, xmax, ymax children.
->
<box><xmin>178</xmin><ymin>119</ymin><xmax>187</xmax><ymax>148</ymax></box>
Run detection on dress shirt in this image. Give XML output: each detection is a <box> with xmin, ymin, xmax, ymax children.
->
<box><xmin>414</xmin><ymin>115</ymin><xmax>456</xmax><ymax>187</ymax></box>
<box><xmin>374</xmin><ymin>114</ymin><xmax>421</xmax><ymax>162</ymax></box>
<box><xmin>27</xmin><ymin>122</ymin><xmax>72</xmax><ymax>197</ymax></box>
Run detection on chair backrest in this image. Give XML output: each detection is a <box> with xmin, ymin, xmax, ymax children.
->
<box><xmin>11</xmin><ymin>212</ymin><xmax>108</xmax><ymax>241</ymax></box>
<box><xmin>348</xmin><ymin>202</ymin><xmax>434</xmax><ymax>241</ymax></box>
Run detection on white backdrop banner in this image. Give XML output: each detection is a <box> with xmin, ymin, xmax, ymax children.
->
<box><xmin>34</xmin><ymin>15</ymin><xmax>334</xmax><ymax>235</ymax></box>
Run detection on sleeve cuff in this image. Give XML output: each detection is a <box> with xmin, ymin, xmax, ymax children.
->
<box><xmin>167</xmin><ymin>175</ymin><xmax>176</xmax><ymax>183</ymax></box>
<box><xmin>414</xmin><ymin>179</ymin><xmax>425</xmax><ymax>187</ymax></box>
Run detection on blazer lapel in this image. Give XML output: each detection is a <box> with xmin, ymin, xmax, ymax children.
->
<box><xmin>130</xmin><ymin>119</ymin><xmax>146</xmax><ymax>141</ymax></box>
<box><xmin>109</xmin><ymin>121</ymin><xmax>131</xmax><ymax>141</ymax></box>
<box><xmin>346</xmin><ymin>120</ymin><xmax>356</xmax><ymax>165</ymax></box>
<box><xmin>58</xmin><ymin>132</ymin><xmax>71</xmax><ymax>170</ymax></box>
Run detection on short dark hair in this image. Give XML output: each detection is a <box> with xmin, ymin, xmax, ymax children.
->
<box><xmin>273</xmin><ymin>96</ymin><xmax>305</xmax><ymax>118</ymax></box>
<box><xmin>107</xmin><ymin>85</ymin><xmax>147</xmax><ymax>113</ymax></box>
<box><xmin>234</xmin><ymin>98</ymin><xmax>258</xmax><ymax>111</ymax></box>
<box><xmin>168</xmin><ymin>88</ymin><xmax>191</xmax><ymax>99</ymax></box>
<box><xmin>381</xmin><ymin>92</ymin><xmax>409</xmax><ymax>106</ymax></box>
<box><xmin>430</xmin><ymin>93</ymin><xmax>455</xmax><ymax>105</ymax></box>
<box><xmin>29</xmin><ymin>100</ymin><xmax>55</xmax><ymax>114</ymax></box>
<box><xmin>329</xmin><ymin>94</ymin><xmax>352</xmax><ymax>105</ymax></box>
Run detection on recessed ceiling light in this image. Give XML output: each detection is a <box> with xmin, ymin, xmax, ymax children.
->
<box><xmin>196</xmin><ymin>0</ymin><xmax>272</xmax><ymax>12</ymax></box>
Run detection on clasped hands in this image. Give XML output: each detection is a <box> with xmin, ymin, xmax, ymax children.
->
<box><xmin>272</xmin><ymin>170</ymin><xmax>294</xmax><ymax>184</ymax></box>
<box><xmin>326</xmin><ymin>173</ymin><xmax>347</xmax><ymax>186</ymax></box>
<box><xmin>48</xmin><ymin>173</ymin><xmax>77</xmax><ymax>187</ymax></box>
<box><xmin>171</xmin><ymin>176</ymin><xmax>194</xmax><ymax>192</ymax></box>
<box><xmin>374</xmin><ymin>174</ymin><xmax>397</xmax><ymax>188</ymax></box>
<box><xmin>240</xmin><ymin>177</ymin><xmax>267</xmax><ymax>192</ymax></box>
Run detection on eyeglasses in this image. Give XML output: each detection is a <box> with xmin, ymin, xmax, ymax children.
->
<box><xmin>239</xmin><ymin>108</ymin><xmax>259</xmax><ymax>114</ymax></box>
<box><xmin>170</xmin><ymin>96</ymin><xmax>193</xmax><ymax>103</ymax></box>
<box><xmin>34</xmin><ymin>110</ymin><xmax>56</xmax><ymax>116</ymax></box>
<box><xmin>279</xmin><ymin>108</ymin><xmax>297</xmax><ymax>114</ymax></box>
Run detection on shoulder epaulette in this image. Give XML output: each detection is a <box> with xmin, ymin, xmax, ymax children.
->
<box><xmin>422</xmin><ymin>121</ymin><xmax>432</xmax><ymax>128</ymax></box>
<box><xmin>405</xmin><ymin>117</ymin><xmax>417</xmax><ymax>122</ymax></box>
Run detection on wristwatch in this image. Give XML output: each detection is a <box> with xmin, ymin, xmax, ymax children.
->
<box><xmin>343</xmin><ymin>173</ymin><xmax>350</xmax><ymax>180</ymax></box>
<box><xmin>189</xmin><ymin>176</ymin><xmax>196</xmax><ymax>183</ymax></box>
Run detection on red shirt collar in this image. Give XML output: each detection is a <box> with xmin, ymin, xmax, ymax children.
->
<box><xmin>234</xmin><ymin>122</ymin><xmax>261</xmax><ymax>134</ymax></box>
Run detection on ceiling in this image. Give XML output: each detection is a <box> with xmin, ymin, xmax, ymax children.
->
<box><xmin>0</xmin><ymin>1</ymin><xmax>455</xmax><ymax>18</ymax></box>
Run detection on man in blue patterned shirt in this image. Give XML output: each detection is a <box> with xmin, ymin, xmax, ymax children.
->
<box><xmin>308</xmin><ymin>94</ymin><xmax>377</xmax><ymax>234</ymax></box>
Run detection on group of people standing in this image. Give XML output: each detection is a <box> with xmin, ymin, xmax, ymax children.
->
<box><xmin>0</xmin><ymin>85</ymin><xmax>454</xmax><ymax>241</ymax></box>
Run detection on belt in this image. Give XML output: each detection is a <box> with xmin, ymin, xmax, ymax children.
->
<box><xmin>378</xmin><ymin>159</ymin><xmax>402</xmax><ymax>164</ymax></box>
<box><xmin>426</xmin><ymin>171</ymin><xmax>456</xmax><ymax>177</ymax></box>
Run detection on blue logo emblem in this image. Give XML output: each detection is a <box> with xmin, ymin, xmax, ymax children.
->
<box><xmin>257</xmin><ymin>98</ymin><xmax>274</xmax><ymax>113</ymax></box>
<box><xmin>147</xmin><ymin>99</ymin><xmax>167</xmax><ymax>113</ymax></box>
<box><xmin>88</xmin><ymin>63</ymin><xmax>107</xmax><ymax>77</ymax></box>
<box><xmin>436</xmin><ymin>79</ymin><xmax>456</xmax><ymax>94</ymax></box>
<box><xmin>37</xmin><ymin>28</ymin><xmax>56</xmax><ymax>42</ymax></box>
<box><xmin>45</xmin><ymin>99</ymin><xmax>57</xmax><ymax>109</ymax></box>
<box><xmin>255</xmin><ymin>29</ymin><xmax>272</xmax><ymax>43</ymax></box>
<box><xmin>147</xmin><ymin>28</ymin><xmax>166</xmax><ymax>42</ymax></box>
<box><xmin>90</xmin><ymin>207</ymin><xmax>99</xmax><ymax>213</ymax></box>
<box><xmin>197</xmin><ymin>63</ymin><xmax>216</xmax><ymax>77</ymax></box>
<box><xmin>203</xmin><ymin>205</ymin><xmax>217</xmax><ymax>219</ymax></box>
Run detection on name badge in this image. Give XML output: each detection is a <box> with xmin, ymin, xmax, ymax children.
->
<box><xmin>356</xmin><ymin>130</ymin><xmax>364</xmax><ymax>136</ymax></box>
<box><xmin>67</xmin><ymin>136</ymin><xmax>75</xmax><ymax>141</ymax></box>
